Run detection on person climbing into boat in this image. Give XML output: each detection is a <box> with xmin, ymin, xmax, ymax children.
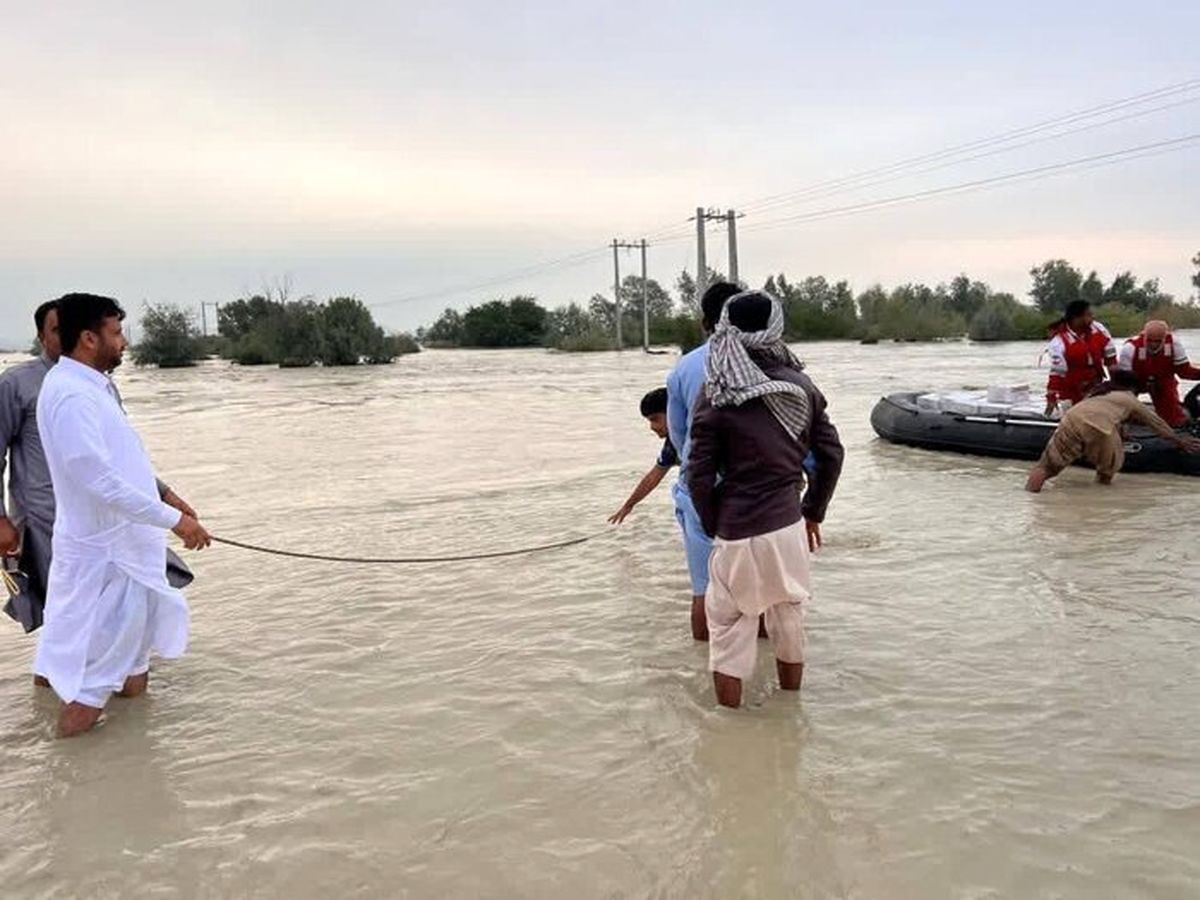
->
<box><xmin>665</xmin><ymin>281</ymin><xmax>742</xmax><ymax>642</ymax></box>
<box><xmin>608</xmin><ymin>388</ymin><xmax>678</xmax><ymax>525</ymax></box>
<box><xmin>1025</xmin><ymin>371</ymin><xmax>1200</xmax><ymax>493</ymax></box>
<box><xmin>1116</xmin><ymin>320</ymin><xmax>1200</xmax><ymax>428</ymax></box>
<box><xmin>687</xmin><ymin>290</ymin><xmax>844</xmax><ymax>709</ymax></box>
<box><xmin>1044</xmin><ymin>300</ymin><xmax>1118</xmax><ymax>416</ymax></box>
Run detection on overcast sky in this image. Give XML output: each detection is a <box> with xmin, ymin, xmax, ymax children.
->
<box><xmin>1</xmin><ymin>1</ymin><xmax>1197</xmax><ymax>344</ymax></box>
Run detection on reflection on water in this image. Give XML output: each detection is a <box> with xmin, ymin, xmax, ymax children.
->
<box><xmin>1</xmin><ymin>336</ymin><xmax>1198</xmax><ymax>898</ymax></box>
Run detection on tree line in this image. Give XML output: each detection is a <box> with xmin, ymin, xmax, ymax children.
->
<box><xmin>132</xmin><ymin>295</ymin><xmax>420</xmax><ymax>369</ymax></box>
<box><xmin>418</xmin><ymin>255</ymin><xmax>1200</xmax><ymax>351</ymax></box>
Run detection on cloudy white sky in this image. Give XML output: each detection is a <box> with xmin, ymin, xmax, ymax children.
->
<box><xmin>1</xmin><ymin>1</ymin><xmax>1197</xmax><ymax>343</ymax></box>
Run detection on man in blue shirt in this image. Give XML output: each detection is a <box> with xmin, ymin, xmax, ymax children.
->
<box><xmin>665</xmin><ymin>282</ymin><xmax>743</xmax><ymax>641</ymax></box>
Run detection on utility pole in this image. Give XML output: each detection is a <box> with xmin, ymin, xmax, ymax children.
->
<box><xmin>611</xmin><ymin>239</ymin><xmax>623</xmax><ymax>350</ymax></box>
<box><xmin>640</xmin><ymin>239</ymin><xmax>649</xmax><ymax>352</ymax></box>
<box><xmin>199</xmin><ymin>301</ymin><xmax>220</xmax><ymax>337</ymax></box>
<box><xmin>726</xmin><ymin>209</ymin><xmax>741</xmax><ymax>285</ymax></box>
<box><xmin>613</xmin><ymin>239</ymin><xmax>652</xmax><ymax>351</ymax></box>
<box><xmin>691</xmin><ymin>207</ymin><xmax>741</xmax><ymax>301</ymax></box>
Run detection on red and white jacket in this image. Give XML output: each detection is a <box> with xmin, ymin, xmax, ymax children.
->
<box><xmin>1117</xmin><ymin>333</ymin><xmax>1200</xmax><ymax>383</ymax></box>
<box><xmin>1046</xmin><ymin>322</ymin><xmax>1117</xmax><ymax>405</ymax></box>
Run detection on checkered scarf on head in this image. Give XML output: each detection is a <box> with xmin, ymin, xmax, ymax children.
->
<box><xmin>704</xmin><ymin>290</ymin><xmax>812</xmax><ymax>441</ymax></box>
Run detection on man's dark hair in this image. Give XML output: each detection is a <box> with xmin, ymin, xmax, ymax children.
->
<box><xmin>57</xmin><ymin>293</ymin><xmax>126</xmax><ymax>355</ymax></box>
<box><xmin>1048</xmin><ymin>299</ymin><xmax>1091</xmax><ymax>334</ymax></box>
<box><xmin>701</xmin><ymin>282</ymin><xmax>742</xmax><ymax>331</ymax></box>
<box><xmin>1088</xmin><ymin>369</ymin><xmax>1140</xmax><ymax>397</ymax></box>
<box><xmin>728</xmin><ymin>292</ymin><xmax>772</xmax><ymax>333</ymax></box>
<box><xmin>640</xmin><ymin>387</ymin><xmax>668</xmax><ymax>417</ymax></box>
<box><xmin>34</xmin><ymin>299</ymin><xmax>59</xmax><ymax>336</ymax></box>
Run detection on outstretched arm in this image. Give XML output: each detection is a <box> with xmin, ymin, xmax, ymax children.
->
<box><xmin>609</xmin><ymin>465</ymin><xmax>669</xmax><ymax>524</ymax></box>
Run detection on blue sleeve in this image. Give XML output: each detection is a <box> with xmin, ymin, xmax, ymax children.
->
<box><xmin>666</xmin><ymin>366</ymin><xmax>688</xmax><ymax>457</ymax></box>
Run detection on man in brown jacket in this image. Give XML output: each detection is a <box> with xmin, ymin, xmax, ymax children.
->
<box><xmin>1026</xmin><ymin>371</ymin><xmax>1200</xmax><ymax>492</ymax></box>
<box><xmin>688</xmin><ymin>291</ymin><xmax>844</xmax><ymax>709</ymax></box>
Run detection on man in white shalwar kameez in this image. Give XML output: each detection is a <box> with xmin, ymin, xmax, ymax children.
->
<box><xmin>35</xmin><ymin>293</ymin><xmax>211</xmax><ymax>738</ymax></box>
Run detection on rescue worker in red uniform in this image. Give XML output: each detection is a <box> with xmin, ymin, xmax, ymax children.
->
<box><xmin>1044</xmin><ymin>300</ymin><xmax>1117</xmax><ymax>416</ymax></box>
<box><xmin>1116</xmin><ymin>320</ymin><xmax>1200</xmax><ymax>427</ymax></box>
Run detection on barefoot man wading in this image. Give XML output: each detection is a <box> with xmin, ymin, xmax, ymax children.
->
<box><xmin>35</xmin><ymin>294</ymin><xmax>211</xmax><ymax>738</ymax></box>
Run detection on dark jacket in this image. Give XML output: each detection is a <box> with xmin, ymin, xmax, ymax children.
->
<box><xmin>686</xmin><ymin>361</ymin><xmax>844</xmax><ymax>541</ymax></box>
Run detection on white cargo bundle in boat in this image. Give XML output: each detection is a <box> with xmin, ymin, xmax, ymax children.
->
<box><xmin>986</xmin><ymin>383</ymin><xmax>1031</xmax><ymax>404</ymax></box>
<box><xmin>916</xmin><ymin>389</ymin><xmax>1047</xmax><ymax>420</ymax></box>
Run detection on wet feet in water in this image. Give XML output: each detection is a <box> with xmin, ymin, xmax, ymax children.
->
<box><xmin>117</xmin><ymin>672</ymin><xmax>149</xmax><ymax>698</ymax></box>
<box><xmin>57</xmin><ymin>702</ymin><xmax>103</xmax><ymax>738</ymax></box>
<box><xmin>713</xmin><ymin>672</ymin><xmax>742</xmax><ymax>709</ymax></box>
<box><xmin>777</xmin><ymin>660</ymin><xmax>804</xmax><ymax>691</ymax></box>
<box><xmin>691</xmin><ymin>596</ymin><xmax>709</xmax><ymax>642</ymax></box>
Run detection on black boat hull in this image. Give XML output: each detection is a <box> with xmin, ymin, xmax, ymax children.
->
<box><xmin>870</xmin><ymin>393</ymin><xmax>1200</xmax><ymax>476</ymax></box>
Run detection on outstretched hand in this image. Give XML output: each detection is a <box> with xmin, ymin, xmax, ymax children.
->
<box><xmin>1179</xmin><ymin>436</ymin><xmax>1200</xmax><ymax>454</ymax></box>
<box><xmin>608</xmin><ymin>503</ymin><xmax>634</xmax><ymax>526</ymax></box>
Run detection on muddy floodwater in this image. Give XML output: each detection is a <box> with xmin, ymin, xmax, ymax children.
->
<box><xmin>1</xmin><ymin>336</ymin><xmax>1198</xmax><ymax>898</ymax></box>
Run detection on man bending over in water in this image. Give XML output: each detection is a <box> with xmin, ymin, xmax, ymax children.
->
<box><xmin>1026</xmin><ymin>371</ymin><xmax>1200</xmax><ymax>492</ymax></box>
<box><xmin>609</xmin><ymin>388</ymin><xmax>677</xmax><ymax>524</ymax></box>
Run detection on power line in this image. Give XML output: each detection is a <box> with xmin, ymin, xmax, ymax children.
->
<box><xmin>369</xmin><ymin>245</ymin><xmax>610</xmax><ymax>309</ymax></box>
<box><xmin>744</xmin><ymin>94</ymin><xmax>1200</xmax><ymax>217</ymax></box>
<box><xmin>736</xmin><ymin>77</ymin><xmax>1200</xmax><ymax>214</ymax></box>
<box><xmin>737</xmin><ymin>133</ymin><xmax>1200</xmax><ymax>236</ymax></box>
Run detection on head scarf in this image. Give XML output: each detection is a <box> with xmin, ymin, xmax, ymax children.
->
<box><xmin>704</xmin><ymin>290</ymin><xmax>811</xmax><ymax>441</ymax></box>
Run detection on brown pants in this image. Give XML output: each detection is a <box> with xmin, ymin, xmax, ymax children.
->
<box><xmin>1038</xmin><ymin>420</ymin><xmax>1124</xmax><ymax>478</ymax></box>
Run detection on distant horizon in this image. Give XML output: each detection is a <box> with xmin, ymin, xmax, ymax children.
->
<box><xmin>3</xmin><ymin>3</ymin><xmax>1197</xmax><ymax>345</ymax></box>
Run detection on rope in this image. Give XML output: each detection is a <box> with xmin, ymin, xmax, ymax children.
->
<box><xmin>210</xmin><ymin>529</ymin><xmax>610</xmax><ymax>565</ymax></box>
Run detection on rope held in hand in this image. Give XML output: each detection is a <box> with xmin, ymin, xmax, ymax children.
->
<box><xmin>210</xmin><ymin>530</ymin><xmax>608</xmax><ymax>565</ymax></box>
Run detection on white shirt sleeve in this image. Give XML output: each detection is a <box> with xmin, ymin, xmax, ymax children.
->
<box><xmin>1117</xmin><ymin>342</ymin><xmax>1135</xmax><ymax>372</ymax></box>
<box><xmin>50</xmin><ymin>395</ymin><xmax>182</xmax><ymax>531</ymax></box>
<box><xmin>1095</xmin><ymin>322</ymin><xmax>1117</xmax><ymax>360</ymax></box>
<box><xmin>1172</xmin><ymin>335</ymin><xmax>1189</xmax><ymax>366</ymax></box>
<box><xmin>1047</xmin><ymin>335</ymin><xmax>1068</xmax><ymax>375</ymax></box>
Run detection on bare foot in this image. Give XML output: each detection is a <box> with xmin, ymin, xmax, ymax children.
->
<box><xmin>777</xmin><ymin>660</ymin><xmax>804</xmax><ymax>691</ymax></box>
<box><xmin>57</xmin><ymin>702</ymin><xmax>103</xmax><ymax>738</ymax></box>
<box><xmin>33</xmin><ymin>675</ymin><xmax>50</xmax><ymax>688</ymax></box>
<box><xmin>1096</xmin><ymin>473</ymin><xmax>1114</xmax><ymax>485</ymax></box>
<box><xmin>713</xmin><ymin>672</ymin><xmax>742</xmax><ymax>708</ymax></box>
<box><xmin>117</xmin><ymin>672</ymin><xmax>149</xmax><ymax>698</ymax></box>
<box><xmin>691</xmin><ymin>595</ymin><xmax>709</xmax><ymax>642</ymax></box>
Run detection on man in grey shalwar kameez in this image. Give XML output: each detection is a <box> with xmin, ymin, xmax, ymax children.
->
<box><xmin>1</xmin><ymin>300</ymin><xmax>195</xmax><ymax>636</ymax></box>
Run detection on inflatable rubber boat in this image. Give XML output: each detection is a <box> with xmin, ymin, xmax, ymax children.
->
<box><xmin>871</xmin><ymin>389</ymin><xmax>1200</xmax><ymax>476</ymax></box>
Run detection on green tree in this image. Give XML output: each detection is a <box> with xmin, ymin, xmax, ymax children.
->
<box><xmin>217</xmin><ymin>295</ymin><xmax>283</xmax><ymax>342</ymax></box>
<box><xmin>1080</xmin><ymin>271</ymin><xmax>1105</xmax><ymax>305</ymax></box>
<box><xmin>1029</xmin><ymin>260</ymin><xmax>1083</xmax><ymax>314</ymax></box>
<box><xmin>459</xmin><ymin>296</ymin><xmax>548</xmax><ymax>347</ymax></box>
<box><xmin>275</xmin><ymin>301</ymin><xmax>324</xmax><ymax>368</ymax></box>
<box><xmin>946</xmin><ymin>274</ymin><xmax>991</xmax><ymax>320</ymax></box>
<box><xmin>319</xmin><ymin>296</ymin><xmax>387</xmax><ymax>366</ymax></box>
<box><xmin>1192</xmin><ymin>251</ymin><xmax>1200</xmax><ymax>296</ymax></box>
<box><xmin>420</xmin><ymin>308</ymin><xmax>464</xmax><ymax>347</ymax></box>
<box><xmin>132</xmin><ymin>303</ymin><xmax>202</xmax><ymax>368</ymax></box>
<box><xmin>674</xmin><ymin>267</ymin><xmax>728</xmax><ymax>315</ymax></box>
<box><xmin>968</xmin><ymin>294</ymin><xmax>1048</xmax><ymax>342</ymax></box>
